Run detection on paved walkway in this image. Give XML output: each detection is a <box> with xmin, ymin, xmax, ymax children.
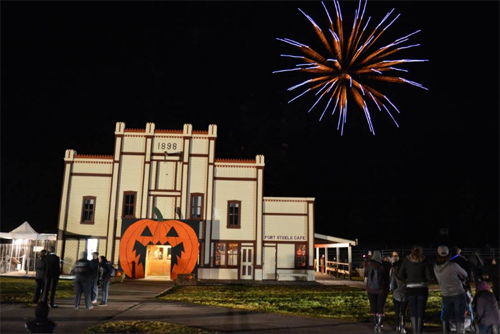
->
<box><xmin>0</xmin><ymin>273</ymin><xmax>439</xmax><ymax>333</ymax></box>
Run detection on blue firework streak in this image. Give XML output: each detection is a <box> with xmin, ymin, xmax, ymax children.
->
<box><xmin>274</xmin><ymin>0</ymin><xmax>428</xmax><ymax>135</ymax></box>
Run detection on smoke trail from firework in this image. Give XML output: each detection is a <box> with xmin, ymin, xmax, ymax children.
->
<box><xmin>274</xmin><ymin>0</ymin><xmax>428</xmax><ymax>135</ymax></box>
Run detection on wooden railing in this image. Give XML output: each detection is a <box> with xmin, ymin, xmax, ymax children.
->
<box><xmin>325</xmin><ymin>260</ymin><xmax>352</xmax><ymax>280</ymax></box>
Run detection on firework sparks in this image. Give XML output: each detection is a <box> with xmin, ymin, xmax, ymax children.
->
<box><xmin>274</xmin><ymin>0</ymin><xmax>428</xmax><ymax>135</ymax></box>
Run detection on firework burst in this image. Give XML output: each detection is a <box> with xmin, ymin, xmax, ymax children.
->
<box><xmin>274</xmin><ymin>0</ymin><xmax>428</xmax><ymax>135</ymax></box>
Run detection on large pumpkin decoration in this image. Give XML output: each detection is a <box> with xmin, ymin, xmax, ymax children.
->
<box><xmin>119</xmin><ymin>207</ymin><xmax>199</xmax><ymax>280</ymax></box>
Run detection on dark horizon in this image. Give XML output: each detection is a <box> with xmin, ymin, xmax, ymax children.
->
<box><xmin>2</xmin><ymin>1</ymin><xmax>499</xmax><ymax>248</ymax></box>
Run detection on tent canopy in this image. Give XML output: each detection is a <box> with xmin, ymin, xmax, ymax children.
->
<box><xmin>0</xmin><ymin>221</ymin><xmax>56</xmax><ymax>240</ymax></box>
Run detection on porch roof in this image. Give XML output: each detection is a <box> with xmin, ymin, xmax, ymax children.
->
<box><xmin>314</xmin><ymin>233</ymin><xmax>357</xmax><ymax>248</ymax></box>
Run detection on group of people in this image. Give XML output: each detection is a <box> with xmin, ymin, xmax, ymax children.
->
<box><xmin>26</xmin><ymin>246</ymin><xmax>61</xmax><ymax>333</ymax></box>
<box><xmin>363</xmin><ymin>245</ymin><xmax>500</xmax><ymax>333</ymax></box>
<box><xmin>28</xmin><ymin>249</ymin><xmax>115</xmax><ymax>333</ymax></box>
<box><xmin>71</xmin><ymin>251</ymin><xmax>114</xmax><ymax>309</ymax></box>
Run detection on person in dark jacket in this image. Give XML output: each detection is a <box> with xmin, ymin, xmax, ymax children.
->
<box><xmin>434</xmin><ymin>245</ymin><xmax>468</xmax><ymax>334</ymax></box>
<box><xmin>25</xmin><ymin>302</ymin><xmax>57</xmax><ymax>333</ymax></box>
<box><xmin>32</xmin><ymin>250</ymin><xmax>48</xmax><ymax>304</ymax></box>
<box><xmin>42</xmin><ymin>246</ymin><xmax>60</xmax><ymax>308</ymax></box>
<box><xmin>364</xmin><ymin>250</ymin><xmax>391</xmax><ymax>333</ymax></box>
<box><xmin>450</xmin><ymin>247</ymin><xmax>471</xmax><ymax>281</ymax></box>
<box><xmin>72</xmin><ymin>251</ymin><xmax>93</xmax><ymax>310</ymax></box>
<box><xmin>390</xmin><ymin>253</ymin><xmax>408</xmax><ymax>333</ymax></box>
<box><xmin>399</xmin><ymin>245</ymin><xmax>433</xmax><ymax>333</ymax></box>
<box><xmin>89</xmin><ymin>252</ymin><xmax>99</xmax><ymax>304</ymax></box>
<box><xmin>98</xmin><ymin>255</ymin><xmax>113</xmax><ymax>306</ymax></box>
<box><xmin>472</xmin><ymin>281</ymin><xmax>500</xmax><ymax>333</ymax></box>
<box><xmin>469</xmin><ymin>249</ymin><xmax>485</xmax><ymax>282</ymax></box>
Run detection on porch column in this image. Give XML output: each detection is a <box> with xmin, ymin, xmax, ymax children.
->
<box><xmin>348</xmin><ymin>245</ymin><xmax>352</xmax><ymax>280</ymax></box>
<box><xmin>335</xmin><ymin>246</ymin><xmax>339</xmax><ymax>277</ymax></box>
<box><xmin>315</xmin><ymin>247</ymin><xmax>319</xmax><ymax>272</ymax></box>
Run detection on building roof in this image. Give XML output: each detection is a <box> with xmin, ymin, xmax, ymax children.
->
<box><xmin>314</xmin><ymin>233</ymin><xmax>357</xmax><ymax>247</ymax></box>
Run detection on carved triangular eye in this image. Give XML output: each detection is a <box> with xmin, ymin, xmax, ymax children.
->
<box><xmin>141</xmin><ymin>226</ymin><xmax>153</xmax><ymax>237</ymax></box>
<box><xmin>166</xmin><ymin>227</ymin><xmax>179</xmax><ymax>237</ymax></box>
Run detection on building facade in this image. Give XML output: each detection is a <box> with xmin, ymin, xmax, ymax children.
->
<box><xmin>57</xmin><ymin>122</ymin><xmax>315</xmax><ymax>281</ymax></box>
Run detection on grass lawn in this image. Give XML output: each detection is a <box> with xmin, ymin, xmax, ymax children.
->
<box><xmin>83</xmin><ymin>321</ymin><xmax>213</xmax><ymax>333</ymax></box>
<box><xmin>158</xmin><ymin>284</ymin><xmax>445</xmax><ymax>328</ymax></box>
<box><xmin>0</xmin><ymin>277</ymin><xmax>75</xmax><ymax>303</ymax></box>
<box><xmin>0</xmin><ymin>277</ymin><xmax>457</xmax><ymax>331</ymax></box>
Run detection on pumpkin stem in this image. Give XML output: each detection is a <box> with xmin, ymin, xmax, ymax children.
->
<box><xmin>152</xmin><ymin>207</ymin><xmax>164</xmax><ymax>221</ymax></box>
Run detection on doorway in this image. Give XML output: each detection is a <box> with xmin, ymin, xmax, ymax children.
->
<box><xmin>145</xmin><ymin>245</ymin><xmax>172</xmax><ymax>278</ymax></box>
<box><xmin>240</xmin><ymin>246</ymin><xmax>253</xmax><ymax>280</ymax></box>
<box><xmin>86</xmin><ymin>239</ymin><xmax>98</xmax><ymax>260</ymax></box>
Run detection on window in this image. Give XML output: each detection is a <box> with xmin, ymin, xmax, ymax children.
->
<box><xmin>81</xmin><ymin>196</ymin><xmax>96</xmax><ymax>224</ymax></box>
<box><xmin>122</xmin><ymin>191</ymin><xmax>137</xmax><ymax>218</ymax></box>
<box><xmin>215</xmin><ymin>242</ymin><xmax>226</xmax><ymax>266</ymax></box>
<box><xmin>227</xmin><ymin>201</ymin><xmax>241</xmax><ymax>228</ymax></box>
<box><xmin>295</xmin><ymin>244</ymin><xmax>307</xmax><ymax>268</ymax></box>
<box><xmin>228</xmin><ymin>243</ymin><xmax>238</xmax><ymax>266</ymax></box>
<box><xmin>190</xmin><ymin>193</ymin><xmax>203</xmax><ymax>219</ymax></box>
<box><xmin>214</xmin><ymin>242</ymin><xmax>239</xmax><ymax>267</ymax></box>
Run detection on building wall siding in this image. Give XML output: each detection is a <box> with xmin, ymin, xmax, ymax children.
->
<box><xmin>62</xmin><ymin>239</ymin><xmax>78</xmax><ymax>274</ymax></box>
<box><xmin>263</xmin><ymin>215</ymin><xmax>308</xmax><ymax>240</ymax></box>
<box><xmin>123</xmin><ymin>136</ymin><xmax>146</xmax><ymax>153</ymax></box>
<box><xmin>212</xmin><ymin>180</ymin><xmax>256</xmax><ymax>241</ymax></box>
<box><xmin>72</xmin><ymin>161</ymin><xmax>113</xmax><ymax>174</ymax></box>
<box><xmin>189</xmin><ymin>157</ymin><xmax>208</xmax><ymax>195</ymax></box>
<box><xmin>66</xmin><ymin>176</ymin><xmax>111</xmax><ymax>236</ymax></box>
<box><xmin>214</xmin><ymin>166</ymin><xmax>257</xmax><ymax>178</ymax></box>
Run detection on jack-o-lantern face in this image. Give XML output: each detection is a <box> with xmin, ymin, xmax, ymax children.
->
<box><xmin>119</xmin><ymin>218</ymin><xmax>199</xmax><ymax>280</ymax></box>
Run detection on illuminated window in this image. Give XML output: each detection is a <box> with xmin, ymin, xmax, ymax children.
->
<box><xmin>228</xmin><ymin>243</ymin><xmax>238</xmax><ymax>266</ymax></box>
<box><xmin>81</xmin><ymin>196</ymin><xmax>96</xmax><ymax>224</ymax></box>
<box><xmin>215</xmin><ymin>242</ymin><xmax>226</xmax><ymax>266</ymax></box>
<box><xmin>295</xmin><ymin>244</ymin><xmax>307</xmax><ymax>268</ymax></box>
<box><xmin>122</xmin><ymin>191</ymin><xmax>136</xmax><ymax>218</ymax></box>
<box><xmin>190</xmin><ymin>194</ymin><xmax>203</xmax><ymax>219</ymax></box>
<box><xmin>227</xmin><ymin>201</ymin><xmax>241</xmax><ymax>228</ymax></box>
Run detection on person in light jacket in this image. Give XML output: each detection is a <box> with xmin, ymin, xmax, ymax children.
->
<box><xmin>434</xmin><ymin>245</ymin><xmax>468</xmax><ymax>334</ymax></box>
<box><xmin>398</xmin><ymin>245</ymin><xmax>433</xmax><ymax>333</ymax></box>
<box><xmin>390</xmin><ymin>254</ymin><xmax>408</xmax><ymax>333</ymax></box>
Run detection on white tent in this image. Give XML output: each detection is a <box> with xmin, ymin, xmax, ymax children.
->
<box><xmin>0</xmin><ymin>221</ymin><xmax>56</xmax><ymax>240</ymax></box>
<box><xmin>0</xmin><ymin>222</ymin><xmax>56</xmax><ymax>275</ymax></box>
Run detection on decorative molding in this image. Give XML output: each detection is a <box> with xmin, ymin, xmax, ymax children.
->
<box><xmin>74</xmin><ymin>154</ymin><xmax>113</xmax><ymax>159</ymax></box>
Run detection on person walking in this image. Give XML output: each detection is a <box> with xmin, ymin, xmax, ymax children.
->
<box><xmin>398</xmin><ymin>245</ymin><xmax>433</xmax><ymax>333</ymax></box>
<box><xmin>391</xmin><ymin>253</ymin><xmax>408</xmax><ymax>333</ymax></box>
<box><xmin>72</xmin><ymin>251</ymin><xmax>93</xmax><ymax>310</ymax></box>
<box><xmin>364</xmin><ymin>250</ymin><xmax>391</xmax><ymax>333</ymax></box>
<box><xmin>434</xmin><ymin>245</ymin><xmax>468</xmax><ymax>334</ymax></box>
<box><xmin>32</xmin><ymin>249</ymin><xmax>48</xmax><ymax>304</ymax></box>
<box><xmin>473</xmin><ymin>281</ymin><xmax>500</xmax><ymax>333</ymax></box>
<box><xmin>42</xmin><ymin>246</ymin><xmax>60</xmax><ymax>308</ymax></box>
<box><xmin>320</xmin><ymin>254</ymin><xmax>325</xmax><ymax>274</ymax></box>
<box><xmin>98</xmin><ymin>256</ymin><xmax>113</xmax><ymax>306</ymax></box>
<box><xmin>89</xmin><ymin>252</ymin><xmax>99</xmax><ymax>304</ymax></box>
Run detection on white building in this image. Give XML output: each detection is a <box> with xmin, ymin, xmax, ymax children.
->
<box><xmin>56</xmin><ymin>122</ymin><xmax>318</xmax><ymax>281</ymax></box>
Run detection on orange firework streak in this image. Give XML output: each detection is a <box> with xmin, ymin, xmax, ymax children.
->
<box><xmin>274</xmin><ymin>0</ymin><xmax>428</xmax><ymax>135</ymax></box>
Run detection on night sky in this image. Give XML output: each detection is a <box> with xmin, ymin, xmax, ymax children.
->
<box><xmin>2</xmin><ymin>1</ymin><xmax>499</xmax><ymax>248</ymax></box>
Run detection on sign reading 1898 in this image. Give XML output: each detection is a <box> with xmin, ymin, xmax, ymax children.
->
<box><xmin>157</xmin><ymin>142</ymin><xmax>178</xmax><ymax>150</ymax></box>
